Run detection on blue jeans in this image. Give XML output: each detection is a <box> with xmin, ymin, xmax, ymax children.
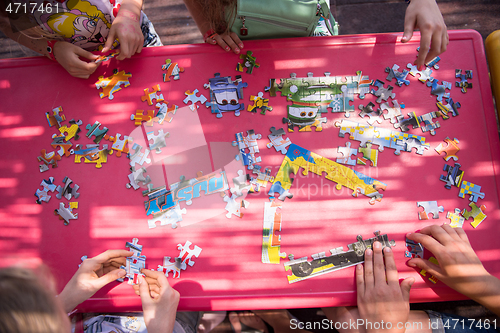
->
<box><xmin>425</xmin><ymin>310</ymin><xmax>499</xmax><ymax>333</ymax></box>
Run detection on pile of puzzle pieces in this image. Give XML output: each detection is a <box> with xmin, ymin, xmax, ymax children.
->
<box><xmin>35</xmin><ymin>176</ymin><xmax>80</xmax><ymax>226</ymax></box>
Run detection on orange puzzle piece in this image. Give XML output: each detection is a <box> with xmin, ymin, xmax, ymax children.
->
<box><xmin>95</xmin><ymin>70</ymin><xmax>132</xmax><ymax>100</ymax></box>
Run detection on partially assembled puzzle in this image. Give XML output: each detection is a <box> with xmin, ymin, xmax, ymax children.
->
<box><xmin>284</xmin><ymin>231</ymin><xmax>395</xmax><ymax>283</ymax></box>
<box><xmin>119</xmin><ymin>238</ymin><xmax>147</xmax><ymax>285</ymax></box>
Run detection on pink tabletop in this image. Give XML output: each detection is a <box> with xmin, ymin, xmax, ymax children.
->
<box><xmin>0</xmin><ymin>30</ymin><xmax>499</xmax><ymax>312</ymax></box>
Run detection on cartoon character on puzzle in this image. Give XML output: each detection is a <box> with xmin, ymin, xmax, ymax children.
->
<box><xmin>283</xmin><ymin>105</ymin><xmax>326</xmax><ymax>132</ymax></box>
<box><xmin>33</xmin><ymin>0</ymin><xmax>119</xmax><ymax>51</ymax></box>
<box><xmin>204</xmin><ymin>73</ymin><xmax>248</xmax><ymax>118</ymax></box>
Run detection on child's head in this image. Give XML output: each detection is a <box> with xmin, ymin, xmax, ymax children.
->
<box><xmin>0</xmin><ymin>267</ymin><xmax>70</xmax><ymax>333</ymax></box>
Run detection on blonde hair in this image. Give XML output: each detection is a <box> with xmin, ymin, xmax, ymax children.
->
<box><xmin>0</xmin><ymin>267</ymin><xmax>67</xmax><ymax>333</ymax></box>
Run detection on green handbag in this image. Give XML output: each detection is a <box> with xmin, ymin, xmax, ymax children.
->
<box><xmin>229</xmin><ymin>0</ymin><xmax>338</xmax><ymax>40</ymax></box>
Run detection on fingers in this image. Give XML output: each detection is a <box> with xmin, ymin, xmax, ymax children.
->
<box><xmin>383</xmin><ymin>246</ymin><xmax>399</xmax><ymax>285</ymax></box>
<box><xmin>406</xmin><ymin>227</ymin><xmax>446</xmax><ymax>254</ymax></box>
<box><xmin>399</xmin><ymin>277</ymin><xmax>414</xmax><ymax>303</ymax></box>
<box><xmin>92</xmin><ymin>250</ymin><xmax>133</xmax><ymax>264</ymax></box>
<box><xmin>355</xmin><ymin>264</ymin><xmax>365</xmax><ymax>299</ymax></box>
<box><xmin>416</xmin><ymin>30</ymin><xmax>431</xmax><ymax>70</ymax></box>
<box><xmin>95</xmin><ymin>268</ymin><xmax>127</xmax><ymax>290</ymax></box>
<box><xmin>401</xmin><ymin>9</ymin><xmax>415</xmax><ymax>43</ymax></box>
<box><xmin>102</xmin><ymin>29</ymin><xmax>116</xmax><ymax>53</ymax></box>
<box><xmin>211</xmin><ymin>32</ymin><xmax>244</xmax><ymax>54</ymax></box>
<box><xmin>138</xmin><ymin>275</ymin><xmax>153</xmax><ymax>304</ymax></box>
<box><xmin>363</xmin><ymin>248</ymin><xmax>374</xmax><ymax>288</ymax></box>
<box><xmin>407</xmin><ymin>257</ymin><xmax>442</xmax><ymax>279</ymax></box>
<box><xmin>372</xmin><ymin>242</ymin><xmax>386</xmax><ymax>285</ymax></box>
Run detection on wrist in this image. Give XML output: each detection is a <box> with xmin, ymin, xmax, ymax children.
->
<box><xmin>46</xmin><ymin>40</ymin><xmax>59</xmax><ymax>61</ymax></box>
<box><xmin>117</xmin><ymin>8</ymin><xmax>140</xmax><ymax>22</ymax></box>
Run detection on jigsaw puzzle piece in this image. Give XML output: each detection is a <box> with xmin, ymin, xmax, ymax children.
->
<box><xmin>370</xmin><ymin>79</ymin><xmax>396</xmax><ymax>103</ymax></box>
<box><xmin>119</xmin><ymin>238</ymin><xmax>146</xmax><ymax>285</ymax></box>
<box><xmin>459</xmin><ymin>181</ymin><xmax>485</xmax><ymax>203</ymax></box>
<box><xmin>162</xmin><ymin>59</ymin><xmax>185</xmax><ymax>81</ymax></box>
<box><xmin>248</xmin><ymin>92</ymin><xmax>272</xmax><ymax>114</ymax></box>
<box><xmin>35</xmin><ymin>177</ymin><xmax>57</xmax><ymax>204</ymax></box>
<box><xmin>426</xmin><ymin>79</ymin><xmax>452</xmax><ymax>102</ymax></box>
<box><xmin>45</xmin><ymin>106</ymin><xmax>66</xmax><ymax>128</ymax></box>
<box><xmin>380</xmin><ymin>100</ymin><xmax>404</xmax><ymax>125</ymax></box>
<box><xmin>37</xmin><ymin>149</ymin><xmax>62</xmax><ymax>172</ymax></box>
<box><xmin>51</xmin><ymin>133</ymin><xmax>73</xmax><ymax>157</ymax></box>
<box><xmin>358</xmin><ymin>102</ymin><xmax>383</xmax><ymax>125</ymax></box>
<box><xmin>59</xmin><ymin>119</ymin><xmax>83</xmax><ymax>141</ymax></box>
<box><xmin>417</xmin><ymin>201</ymin><xmax>444</xmax><ymax>220</ymax></box>
<box><xmin>407</xmin><ymin>63</ymin><xmax>434</xmax><ymax>83</ymax></box>
<box><xmin>126</xmin><ymin>166</ymin><xmax>151</xmax><ymax>190</ymax></box>
<box><xmin>446</xmin><ymin>208</ymin><xmax>465</xmax><ymax>228</ymax></box>
<box><xmin>222</xmin><ymin>193</ymin><xmax>249</xmax><ymax>218</ymax></box>
<box><xmin>230</xmin><ymin>170</ymin><xmax>252</xmax><ymax>197</ymax></box>
<box><xmin>385</xmin><ymin>64</ymin><xmax>410</xmax><ymax>87</ymax></box>
<box><xmin>55</xmin><ymin>176</ymin><xmax>80</xmax><ymax>200</ymax></box>
<box><xmin>148</xmin><ymin>204</ymin><xmax>186</xmax><ymax>229</ymax></box>
<box><xmin>336</xmin><ymin>142</ymin><xmax>357</xmax><ymax>166</ymax></box>
<box><xmin>95</xmin><ymin>70</ymin><xmax>132</xmax><ymax>100</ymax></box>
<box><xmin>262</xmin><ymin>200</ymin><xmax>287</xmax><ymax>264</ymax></box>
<box><xmin>147</xmin><ymin>129</ymin><xmax>170</xmax><ymax>154</ymax></box>
<box><xmin>155</xmin><ymin>102</ymin><xmax>178</xmax><ymax>124</ymax></box>
<box><xmin>236</xmin><ymin>50</ymin><xmax>260</xmax><ymax>74</ymax></box>
<box><xmin>85</xmin><ymin>121</ymin><xmax>109</xmax><ymax>144</ymax></box>
<box><xmin>157</xmin><ymin>256</ymin><xmax>181</xmax><ymax>278</ymax></box>
<box><xmin>104</xmin><ymin>133</ymin><xmax>131</xmax><ymax>157</ymax></box>
<box><xmin>177</xmin><ymin>240</ymin><xmax>202</xmax><ymax>270</ymax></box>
<box><xmin>266</xmin><ymin>126</ymin><xmax>291</xmax><ymax>154</ymax></box>
<box><xmin>405</xmin><ymin>238</ymin><xmax>424</xmax><ymax>259</ymax></box>
<box><xmin>461</xmin><ymin>202</ymin><xmax>487</xmax><ymax>228</ymax></box>
<box><xmin>440</xmin><ymin>163</ymin><xmax>464</xmax><ymax>189</ymax></box>
<box><xmin>131</xmin><ymin>110</ymin><xmax>156</xmax><ymax>126</ymax></box>
<box><xmin>54</xmin><ymin>202</ymin><xmax>78</xmax><ymax>225</ymax></box>
<box><xmin>436</xmin><ymin>97</ymin><xmax>461</xmax><ymax>119</ymax></box>
<box><xmin>141</xmin><ymin>84</ymin><xmax>164</xmax><ymax>106</ymax></box>
<box><xmin>128</xmin><ymin>143</ymin><xmax>152</xmax><ymax>168</ymax></box>
<box><xmin>435</xmin><ymin>137</ymin><xmax>460</xmax><ymax>161</ymax></box>
<box><xmin>455</xmin><ymin>69</ymin><xmax>473</xmax><ymax>93</ymax></box>
<box><xmin>183</xmin><ymin>89</ymin><xmax>207</xmax><ymax>111</ymax></box>
<box><xmin>357</xmin><ymin>143</ymin><xmax>378</xmax><ymax>167</ymax></box>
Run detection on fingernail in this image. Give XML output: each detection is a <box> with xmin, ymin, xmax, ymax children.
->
<box><xmin>225</xmin><ymin>46</ymin><xmax>230</xmax><ymax>51</ymax></box>
<box><xmin>235</xmin><ymin>48</ymin><xmax>240</xmax><ymax>53</ymax></box>
<box><xmin>407</xmin><ymin>261</ymin><xmax>416</xmax><ymax>267</ymax></box>
<box><xmin>365</xmin><ymin>248</ymin><xmax>372</xmax><ymax>255</ymax></box>
<box><xmin>118</xmin><ymin>270</ymin><xmax>126</xmax><ymax>277</ymax></box>
<box><xmin>356</xmin><ymin>264</ymin><xmax>362</xmax><ymax>270</ymax></box>
<box><xmin>384</xmin><ymin>246</ymin><xmax>392</xmax><ymax>253</ymax></box>
<box><xmin>406</xmin><ymin>233</ymin><xmax>412</xmax><ymax>238</ymax></box>
<box><xmin>418</xmin><ymin>65</ymin><xmax>423</xmax><ymax>71</ymax></box>
<box><xmin>239</xmin><ymin>43</ymin><xmax>244</xmax><ymax>48</ymax></box>
<box><xmin>373</xmin><ymin>241</ymin><xmax>381</xmax><ymax>249</ymax></box>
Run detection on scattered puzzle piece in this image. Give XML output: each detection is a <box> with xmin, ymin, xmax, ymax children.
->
<box><xmin>380</xmin><ymin>100</ymin><xmax>404</xmax><ymax>125</ymax></box>
<box><xmin>157</xmin><ymin>256</ymin><xmax>181</xmax><ymax>278</ymax></box>
<box><xmin>236</xmin><ymin>50</ymin><xmax>260</xmax><ymax>74</ymax></box>
<box><xmin>370</xmin><ymin>79</ymin><xmax>396</xmax><ymax>103</ymax></box>
<box><xmin>74</xmin><ymin>144</ymin><xmax>113</xmax><ymax>168</ymax></box>
<box><xmin>59</xmin><ymin>119</ymin><xmax>83</xmax><ymax>141</ymax></box>
<box><xmin>459</xmin><ymin>181</ymin><xmax>485</xmax><ymax>203</ymax></box>
<box><xmin>204</xmin><ymin>73</ymin><xmax>248</xmax><ymax>118</ymax></box>
<box><xmin>230</xmin><ymin>170</ymin><xmax>252</xmax><ymax>197</ymax></box>
<box><xmin>45</xmin><ymin>106</ymin><xmax>66</xmax><ymax>128</ymax></box>
<box><xmin>95</xmin><ymin>70</ymin><xmax>132</xmax><ymax>100</ymax></box>
<box><xmin>141</xmin><ymin>84</ymin><xmax>164</xmax><ymax>106</ymax></box>
<box><xmin>248</xmin><ymin>92</ymin><xmax>272</xmax><ymax>114</ymax></box>
<box><xmin>94</xmin><ymin>51</ymin><xmax>119</xmax><ymax>64</ymax></box>
<box><xmin>440</xmin><ymin>163</ymin><xmax>464</xmax><ymax>189</ymax></box>
<box><xmin>232</xmin><ymin>130</ymin><xmax>262</xmax><ymax>170</ymax></box>
<box><xmin>104</xmin><ymin>133</ymin><xmax>131</xmax><ymax>157</ymax></box>
<box><xmin>131</xmin><ymin>109</ymin><xmax>156</xmax><ymax>126</ymax></box>
<box><xmin>38</xmin><ymin>149</ymin><xmax>62</xmax><ymax>172</ymax></box>
<box><xmin>55</xmin><ymin>176</ymin><xmax>80</xmax><ymax>200</ymax></box>
<box><xmin>126</xmin><ymin>166</ymin><xmax>151</xmax><ymax>190</ymax></box>
<box><xmin>406</xmin><ymin>63</ymin><xmax>434</xmax><ymax>83</ymax></box>
<box><xmin>417</xmin><ymin>201</ymin><xmax>444</xmax><ymax>220</ymax></box>
<box><xmin>462</xmin><ymin>202</ymin><xmax>487</xmax><ymax>228</ymax></box>
<box><xmin>54</xmin><ymin>202</ymin><xmax>78</xmax><ymax>225</ymax></box>
<box><xmin>455</xmin><ymin>69</ymin><xmax>473</xmax><ymax>93</ymax></box>
<box><xmin>154</xmin><ymin>102</ymin><xmax>178</xmax><ymax>124</ymax></box>
<box><xmin>446</xmin><ymin>208</ymin><xmax>465</xmax><ymax>228</ymax></box>
<box><xmin>222</xmin><ymin>193</ymin><xmax>249</xmax><ymax>218</ymax></box>
<box><xmin>249</xmin><ymin>165</ymin><xmax>275</xmax><ymax>193</ymax></box>
<box><xmin>128</xmin><ymin>143</ymin><xmax>152</xmax><ymax>168</ymax></box>
<box><xmin>385</xmin><ymin>64</ymin><xmax>410</xmax><ymax>87</ymax></box>
<box><xmin>266</xmin><ymin>126</ymin><xmax>291</xmax><ymax>154</ymax></box>
<box><xmin>435</xmin><ymin>137</ymin><xmax>460</xmax><ymax>161</ymax></box>
<box><xmin>35</xmin><ymin>177</ymin><xmax>57</xmax><ymax>204</ymax></box>
<box><xmin>426</xmin><ymin>78</ymin><xmax>452</xmax><ymax>102</ymax></box>
<box><xmin>358</xmin><ymin>102</ymin><xmax>383</xmax><ymax>125</ymax></box>
<box><xmin>147</xmin><ymin>129</ymin><xmax>170</xmax><ymax>154</ymax></box>
<box><xmin>436</xmin><ymin>97</ymin><xmax>461</xmax><ymax>119</ymax></box>
<box><xmin>51</xmin><ymin>133</ymin><xmax>73</xmax><ymax>157</ymax></box>
<box><xmin>420</xmin><ymin>256</ymin><xmax>439</xmax><ymax>283</ymax></box>
<box><xmin>177</xmin><ymin>240</ymin><xmax>202</xmax><ymax>270</ymax></box>
<box><xmin>162</xmin><ymin>59</ymin><xmax>184</xmax><ymax>81</ymax></box>
<box><xmin>85</xmin><ymin>121</ymin><xmax>109</xmax><ymax>144</ymax></box>
<box><xmin>183</xmin><ymin>89</ymin><xmax>207</xmax><ymax>111</ymax></box>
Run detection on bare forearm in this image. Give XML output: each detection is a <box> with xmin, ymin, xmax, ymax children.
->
<box><xmin>119</xmin><ymin>0</ymin><xmax>143</xmax><ymax>19</ymax></box>
<box><xmin>466</xmin><ymin>274</ymin><xmax>500</xmax><ymax>317</ymax></box>
<box><xmin>0</xmin><ymin>15</ymin><xmax>50</xmax><ymax>57</ymax></box>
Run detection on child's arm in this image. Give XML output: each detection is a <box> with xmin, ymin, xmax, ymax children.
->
<box><xmin>133</xmin><ymin>269</ymin><xmax>180</xmax><ymax>333</ymax></box>
<box><xmin>182</xmin><ymin>0</ymin><xmax>243</xmax><ymax>54</ymax></box>
<box><xmin>102</xmin><ymin>0</ymin><xmax>144</xmax><ymax>60</ymax></box>
<box><xmin>407</xmin><ymin>225</ymin><xmax>500</xmax><ymax>316</ymax></box>
<box><xmin>58</xmin><ymin>250</ymin><xmax>132</xmax><ymax>313</ymax></box>
<box><xmin>0</xmin><ymin>13</ymin><xmax>99</xmax><ymax>78</ymax></box>
<box><xmin>400</xmin><ymin>0</ymin><xmax>448</xmax><ymax>70</ymax></box>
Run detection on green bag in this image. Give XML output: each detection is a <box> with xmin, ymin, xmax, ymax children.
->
<box><xmin>230</xmin><ymin>0</ymin><xmax>338</xmax><ymax>40</ymax></box>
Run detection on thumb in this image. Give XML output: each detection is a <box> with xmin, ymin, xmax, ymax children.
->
<box><xmin>94</xmin><ymin>268</ymin><xmax>126</xmax><ymax>290</ymax></box>
<box><xmin>74</xmin><ymin>47</ymin><xmax>98</xmax><ymax>61</ymax></box>
<box><xmin>138</xmin><ymin>275</ymin><xmax>153</xmax><ymax>305</ymax></box>
<box><xmin>401</xmin><ymin>15</ymin><xmax>415</xmax><ymax>43</ymax></box>
<box><xmin>400</xmin><ymin>277</ymin><xmax>414</xmax><ymax>303</ymax></box>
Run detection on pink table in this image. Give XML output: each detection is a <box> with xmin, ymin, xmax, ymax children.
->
<box><xmin>0</xmin><ymin>30</ymin><xmax>499</xmax><ymax>312</ymax></box>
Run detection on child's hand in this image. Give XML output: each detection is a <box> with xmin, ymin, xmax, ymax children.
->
<box><xmin>134</xmin><ymin>269</ymin><xmax>179</xmax><ymax>333</ymax></box>
<box><xmin>103</xmin><ymin>9</ymin><xmax>144</xmax><ymax>60</ymax></box>
<box><xmin>206</xmin><ymin>31</ymin><xmax>244</xmax><ymax>54</ymax></box>
<box><xmin>357</xmin><ymin>242</ymin><xmax>414</xmax><ymax>333</ymax></box>
<box><xmin>53</xmin><ymin>41</ymin><xmax>99</xmax><ymax>79</ymax></box>
<box><xmin>58</xmin><ymin>250</ymin><xmax>132</xmax><ymax>313</ymax></box>
<box><xmin>406</xmin><ymin>225</ymin><xmax>492</xmax><ymax>299</ymax></box>
<box><xmin>401</xmin><ymin>0</ymin><xmax>448</xmax><ymax>70</ymax></box>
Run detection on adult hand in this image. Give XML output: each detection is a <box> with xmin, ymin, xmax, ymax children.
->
<box><xmin>58</xmin><ymin>250</ymin><xmax>132</xmax><ymax>313</ymax></box>
<box><xmin>357</xmin><ymin>242</ymin><xmax>414</xmax><ymax>333</ymax></box>
<box><xmin>401</xmin><ymin>0</ymin><xmax>448</xmax><ymax>70</ymax></box>
<box><xmin>206</xmin><ymin>31</ymin><xmax>244</xmax><ymax>54</ymax></box>
<box><xmin>134</xmin><ymin>269</ymin><xmax>179</xmax><ymax>333</ymax></box>
<box><xmin>102</xmin><ymin>9</ymin><xmax>144</xmax><ymax>60</ymax></box>
<box><xmin>53</xmin><ymin>41</ymin><xmax>99</xmax><ymax>79</ymax></box>
<box><xmin>406</xmin><ymin>225</ymin><xmax>493</xmax><ymax>299</ymax></box>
